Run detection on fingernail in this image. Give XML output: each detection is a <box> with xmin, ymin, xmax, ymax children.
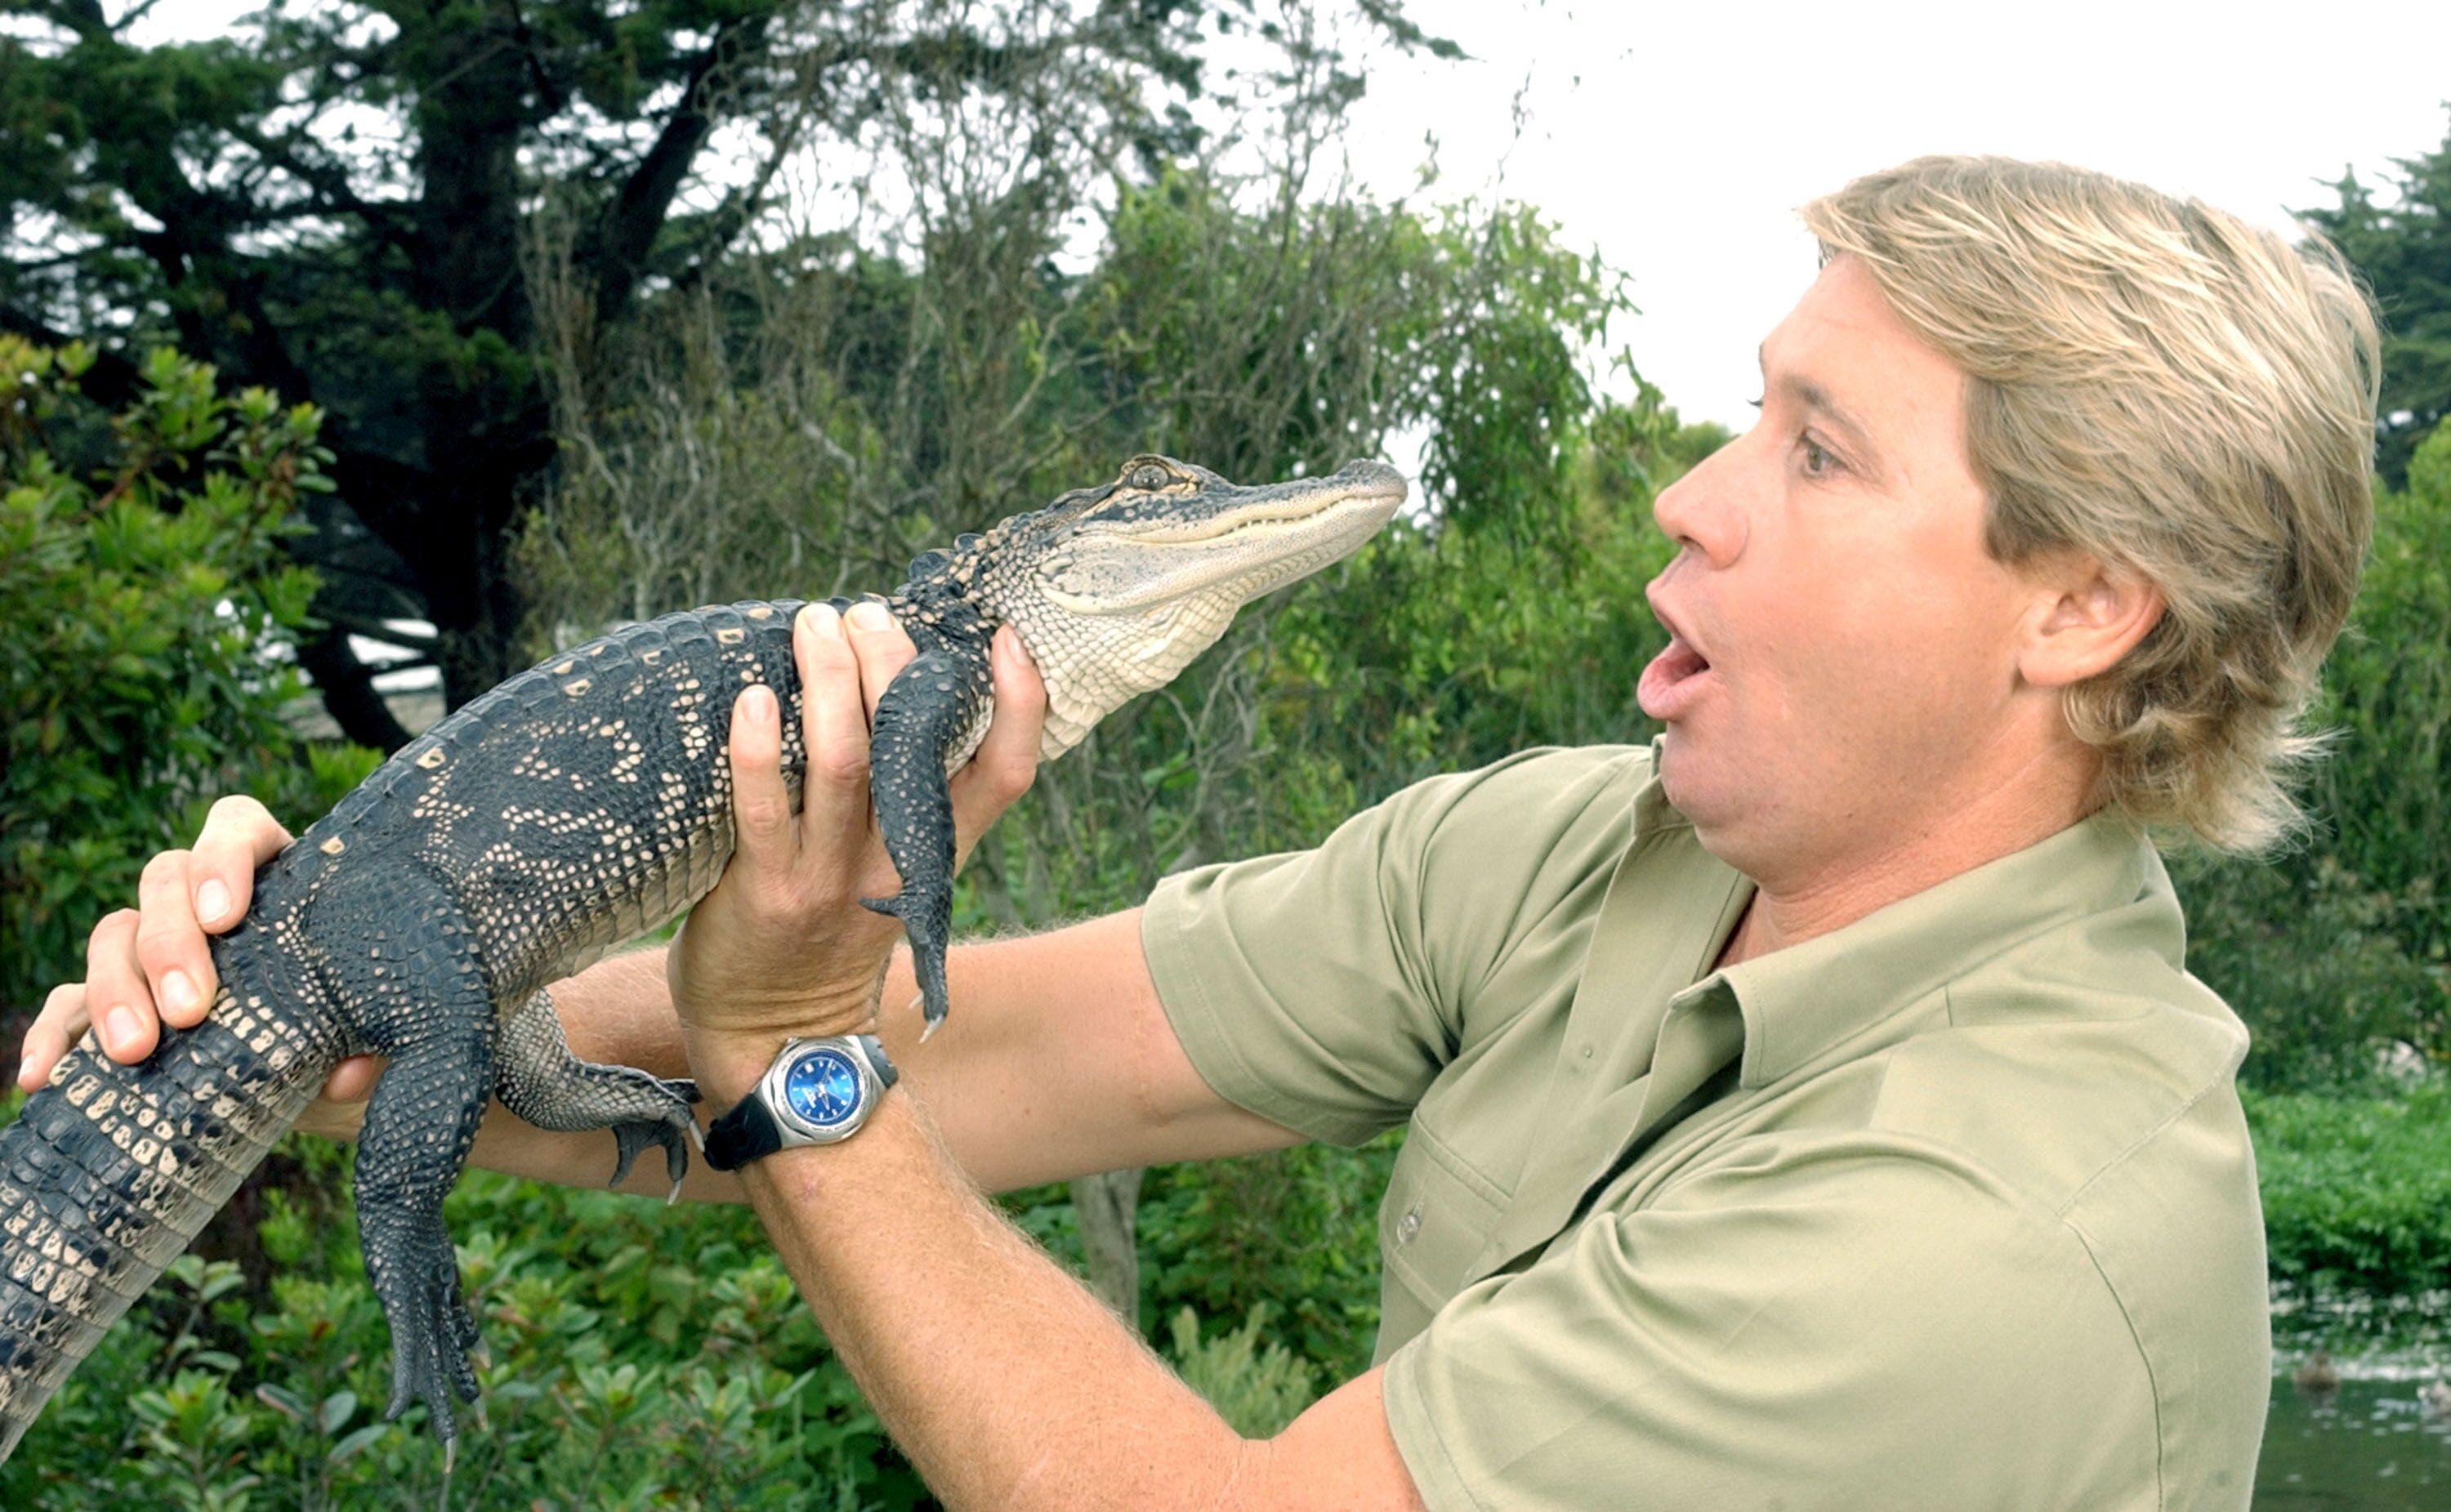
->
<box><xmin>847</xmin><ymin>600</ymin><xmax>891</xmax><ymax>632</ymax></box>
<box><xmin>105</xmin><ymin>1006</ymin><xmax>141</xmax><ymax>1056</ymax></box>
<box><xmin>196</xmin><ymin>880</ymin><xmax>230</xmax><ymax>922</ymax></box>
<box><xmin>163</xmin><ymin>970</ymin><xmax>198</xmax><ymax>1013</ymax></box>
<box><xmin>743</xmin><ymin>685</ymin><xmax>775</xmax><ymax>724</ymax></box>
<box><xmin>807</xmin><ymin>603</ymin><xmax>842</xmax><ymax>638</ymax></box>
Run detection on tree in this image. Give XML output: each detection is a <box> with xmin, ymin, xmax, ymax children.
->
<box><xmin>0</xmin><ymin>0</ymin><xmax>1449</xmax><ymax>749</ymax></box>
<box><xmin>2301</xmin><ymin>108</ymin><xmax>2451</xmax><ymax>489</ymax></box>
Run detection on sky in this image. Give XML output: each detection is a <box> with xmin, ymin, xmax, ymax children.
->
<box><xmin>1329</xmin><ymin>0</ymin><xmax>2451</xmax><ymax>429</ymax></box>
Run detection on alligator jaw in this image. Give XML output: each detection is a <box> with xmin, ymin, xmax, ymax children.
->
<box><xmin>984</xmin><ymin>456</ymin><xmax>1406</xmax><ymax>760</ymax></box>
<box><xmin>1036</xmin><ymin>458</ymin><xmax>1407</xmax><ymax>616</ymax></box>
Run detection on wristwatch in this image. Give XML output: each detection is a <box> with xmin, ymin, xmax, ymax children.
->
<box><xmin>703</xmin><ymin>1033</ymin><xmax>900</xmax><ymax>1171</ymax></box>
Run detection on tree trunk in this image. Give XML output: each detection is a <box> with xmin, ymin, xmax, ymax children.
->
<box><xmin>1072</xmin><ymin>1166</ymin><xmax>1146</xmax><ymax>1327</ymax></box>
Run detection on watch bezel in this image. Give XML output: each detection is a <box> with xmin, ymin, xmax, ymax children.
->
<box><xmin>757</xmin><ymin>1037</ymin><xmax>881</xmax><ymax>1147</ymax></box>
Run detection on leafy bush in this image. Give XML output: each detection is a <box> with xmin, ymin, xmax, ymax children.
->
<box><xmin>0</xmin><ymin>337</ymin><xmax>377</xmax><ymax>1011</ymax></box>
<box><xmin>0</xmin><ymin>1113</ymin><xmax>918</xmax><ymax>1510</ymax></box>
<box><xmin>1165</xmin><ymin>1305</ymin><xmax>1318</xmax><ymax>1438</ymax></box>
<box><xmin>2180</xmin><ymin>422</ymin><xmax>2451</xmax><ymax>1090</ymax></box>
<box><xmin>2247</xmin><ymin>1082</ymin><xmax>2451</xmax><ymax>1295</ymax></box>
<box><xmin>1140</xmin><ymin>1136</ymin><xmax>1402</xmax><ymax>1385</ymax></box>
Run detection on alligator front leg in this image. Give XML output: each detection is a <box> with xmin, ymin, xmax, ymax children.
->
<box><xmin>494</xmin><ymin>988</ymin><xmax>700</xmax><ymax>1198</ymax></box>
<box><xmin>859</xmin><ymin>646</ymin><xmax>993</xmax><ymax>1036</ymax></box>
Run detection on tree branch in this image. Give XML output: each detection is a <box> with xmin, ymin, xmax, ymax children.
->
<box><xmin>41</xmin><ymin>0</ymin><xmax>109</xmax><ymax>43</ymax></box>
<box><xmin>225</xmin><ymin>121</ymin><xmax>415</xmax><ymax>240</ymax></box>
<box><xmin>668</xmin><ymin>74</ymin><xmax>825</xmax><ymax>295</ymax></box>
<box><xmin>589</xmin><ymin>13</ymin><xmax>775</xmax><ymax>329</ymax></box>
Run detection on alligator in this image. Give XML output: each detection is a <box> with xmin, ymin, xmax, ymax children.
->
<box><xmin>0</xmin><ymin>453</ymin><xmax>1407</xmax><ymax>1464</ymax></box>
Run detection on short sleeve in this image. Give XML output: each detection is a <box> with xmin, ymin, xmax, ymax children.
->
<box><xmin>1380</xmin><ymin>1141</ymin><xmax>2162</xmax><ymax>1510</ymax></box>
<box><xmin>1141</xmin><ymin>747</ymin><xmax>1648</xmax><ymax>1146</ymax></box>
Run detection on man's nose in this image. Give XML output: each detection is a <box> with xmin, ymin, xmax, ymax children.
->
<box><xmin>1650</xmin><ymin>444</ymin><xmax>1747</xmax><ymax>567</ymax></box>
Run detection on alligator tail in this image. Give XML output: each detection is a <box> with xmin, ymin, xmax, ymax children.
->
<box><xmin>0</xmin><ymin>985</ymin><xmax>343</xmax><ymax>1461</ymax></box>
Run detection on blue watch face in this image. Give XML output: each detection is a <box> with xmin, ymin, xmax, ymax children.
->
<box><xmin>780</xmin><ymin>1047</ymin><xmax>864</xmax><ymax>1128</ymax></box>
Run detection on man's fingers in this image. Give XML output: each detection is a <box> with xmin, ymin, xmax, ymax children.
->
<box><xmin>81</xmin><ymin>910</ymin><xmax>159</xmax><ymax>1064</ymax></box>
<box><xmin>950</xmin><ymin>627</ymin><xmax>1047</xmax><ymax>859</ymax></box>
<box><xmin>322</xmin><ymin>1054</ymin><xmax>383</xmax><ymax>1104</ymax></box>
<box><xmin>18</xmin><ymin>983</ymin><xmax>89</xmax><ymax>1091</ymax></box>
<box><xmin>842</xmin><ymin>599</ymin><xmax>917</xmax><ymax>725</ymax></box>
<box><xmin>798</xmin><ymin>603</ymin><xmax>875</xmax><ymax>844</ymax></box>
<box><xmin>192</xmin><ymin>794</ymin><xmax>291</xmax><ymax>931</ymax></box>
<box><xmin>133</xmin><ymin>850</ymin><xmax>213</xmax><ymax>1028</ymax></box>
<box><xmin>726</xmin><ymin>684</ymin><xmax>797</xmax><ymax>881</ymax></box>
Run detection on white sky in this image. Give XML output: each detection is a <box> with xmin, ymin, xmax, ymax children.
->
<box><xmin>1335</xmin><ymin>0</ymin><xmax>2451</xmax><ymax>429</ymax></box>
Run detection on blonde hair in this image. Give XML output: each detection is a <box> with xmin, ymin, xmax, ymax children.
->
<box><xmin>1801</xmin><ymin>156</ymin><xmax>2382</xmax><ymax>854</ymax></box>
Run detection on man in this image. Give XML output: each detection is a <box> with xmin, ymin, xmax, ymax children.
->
<box><xmin>25</xmin><ymin>157</ymin><xmax>2381</xmax><ymax>1508</ymax></box>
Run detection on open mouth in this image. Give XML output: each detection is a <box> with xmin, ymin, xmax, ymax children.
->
<box><xmin>1637</xmin><ymin>634</ymin><xmax>1715</xmax><ymax>720</ymax></box>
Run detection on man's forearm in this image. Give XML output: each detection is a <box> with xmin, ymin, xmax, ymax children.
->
<box><xmin>695</xmin><ymin>1052</ymin><xmax>1420</xmax><ymax>1512</ymax></box>
<box><xmin>735</xmin><ymin>1088</ymin><xmax>1253</xmax><ymax>1509</ymax></box>
<box><xmin>472</xmin><ymin>908</ymin><xmax>1298</xmax><ymax>1199</ymax></box>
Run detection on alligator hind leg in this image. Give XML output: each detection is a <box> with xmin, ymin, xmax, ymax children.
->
<box><xmin>330</xmin><ymin>891</ymin><xmax>498</xmax><ymax>1459</ymax></box>
<box><xmin>494</xmin><ymin>988</ymin><xmax>700</xmax><ymax>1198</ymax></box>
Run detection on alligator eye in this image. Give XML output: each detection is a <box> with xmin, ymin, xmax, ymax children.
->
<box><xmin>1128</xmin><ymin>462</ymin><xmax>1172</xmax><ymax>491</ymax></box>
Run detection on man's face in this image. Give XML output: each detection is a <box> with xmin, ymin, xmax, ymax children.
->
<box><xmin>1641</xmin><ymin>256</ymin><xmax>2051</xmax><ymax>890</ymax></box>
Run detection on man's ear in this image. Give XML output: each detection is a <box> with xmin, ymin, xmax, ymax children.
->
<box><xmin>2018</xmin><ymin>555</ymin><xmax>2166</xmax><ymax>689</ymax></box>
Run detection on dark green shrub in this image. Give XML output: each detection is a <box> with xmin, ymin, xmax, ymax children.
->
<box><xmin>0</xmin><ymin>337</ymin><xmax>377</xmax><ymax>1010</ymax></box>
<box><xmin>0</xmin><ymin>1110</ymin><xmax>921</xmax><ymax>1510</ymax></box>
<box><xmin>2181</xmin><ymin>423</ymin><xmax>2451</xmax><ymax>1090</ymax></box>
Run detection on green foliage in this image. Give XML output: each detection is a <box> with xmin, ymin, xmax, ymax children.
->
<box><xmin>2180</xmin><ymin>425</ymin><xmax>2451</xmax><ymax>1089</ymax></box>
<box><xmin>2300</xmin><ymin>107</ymin><xmax>2451</xmax><ymax>489</ymax></box>
<box><xmin>1141</xmin><ymin>1137</ymin><xmax>1403</xmax><ymax>1384</ymax></box>
<box><xmin>1</xmin><ymin>1114</ymin><xmax>909</xmax><ymax>1510</ymax></box>
<box><xmin>2248</xmin><ymin>1083</ymin><xmax>2451</xmax><ymax>1296</ymax></box>
<box><xmin>1165</xmin><ymin>1305</ymin><xmax>1319</xmax><ymax>1438</ymax></box>
<box><xmin>0</xmin><ymin>337</ymin><xmax>374</xmax><ymax>1008</ymax></box>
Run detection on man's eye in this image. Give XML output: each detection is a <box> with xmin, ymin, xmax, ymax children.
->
<box><xmin>1800</xmin><ymin>438</ymin><xmax>1837</xmax><ymax>476</ymax></box>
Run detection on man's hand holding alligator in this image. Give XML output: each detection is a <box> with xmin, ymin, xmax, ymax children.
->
<box><xmin>673</xmin><ymin>600</ymin><xmax>1045</xmax><ymax>1104</ymax></box>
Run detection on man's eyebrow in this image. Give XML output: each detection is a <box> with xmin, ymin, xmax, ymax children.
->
<box><xmin>1757</xmin><ymin>342</ymin><xmax>1886</xmax><ymax>478</ymax></box>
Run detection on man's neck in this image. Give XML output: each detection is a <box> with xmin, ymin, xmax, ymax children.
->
<box><xmin>1712</xmin><ymin>752</ymin><xmax>2097</xmax><ymax>972</ymax></box>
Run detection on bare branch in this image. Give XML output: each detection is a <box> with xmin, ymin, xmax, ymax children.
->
<box><xmin>590</xmin><ymin>14</ymin><xmax>777</xmax><ymax>328</ymax></box>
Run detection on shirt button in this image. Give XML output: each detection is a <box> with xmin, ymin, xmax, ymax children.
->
<box><xmin>1395</xmin><ymin>1202</ymin><xmax>1423</xmax><ymax>1245</ymax></box>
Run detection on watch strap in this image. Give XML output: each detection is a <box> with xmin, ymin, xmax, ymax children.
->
<box><xmin>703</xmin><ymin>1089</ymin><xmax>787</xmax><ymax>1172</ymax></box>
<box><xmin>857</xmin><ymin>1033</ymin><xmax>900</xmax><ymax>1090</ymax></box>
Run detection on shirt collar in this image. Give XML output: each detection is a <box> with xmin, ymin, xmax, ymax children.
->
<box><xmin>1635</xmin><ymin>738</ymin><xmax>2181</xmax><ymax>1089</ymax></box>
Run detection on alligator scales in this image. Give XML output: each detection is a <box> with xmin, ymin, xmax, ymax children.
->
<box><xmin>0</xmin><ymin>454</ymin><xmax>1406</xmax><ymax>1461</ymax></box>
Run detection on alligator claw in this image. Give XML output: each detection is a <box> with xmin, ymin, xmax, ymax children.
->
<box><xmin>367</xmin><ymin>1209</ymin><xmax>481</xmax><ymax>1450</ymax></box>
<box><xmin>608</xmin><ymin>1100</ymin><xmax>696</xmax><ymax>1200</ymax></box>
<box><xmin>861</xmin><ymin>885</ymin><xmax>951</xmax><ymax>1035</ymax></box>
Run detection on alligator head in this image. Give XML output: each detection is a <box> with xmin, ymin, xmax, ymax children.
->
<box><xmin>978</xmin><ymin>454</ymin><xmax>1409</xmax><ymax>756</ymax></box>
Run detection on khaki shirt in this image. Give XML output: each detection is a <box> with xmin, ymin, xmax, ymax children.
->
<box><xmin>1142</xmin><ymin>744</ymin><xmax>2267</xmax><ymax>1511</ymax></box>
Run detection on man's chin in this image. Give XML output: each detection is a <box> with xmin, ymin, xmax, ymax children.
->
<box><xmin>1653</xmin><ymin>729</ymin><xmax>1711</xmax><ymax>812</ymax></box>
<box><xmin>1654</xmin><ymin>731</ymin><xmax>1742</xmax><ymax>832</ymax></box>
